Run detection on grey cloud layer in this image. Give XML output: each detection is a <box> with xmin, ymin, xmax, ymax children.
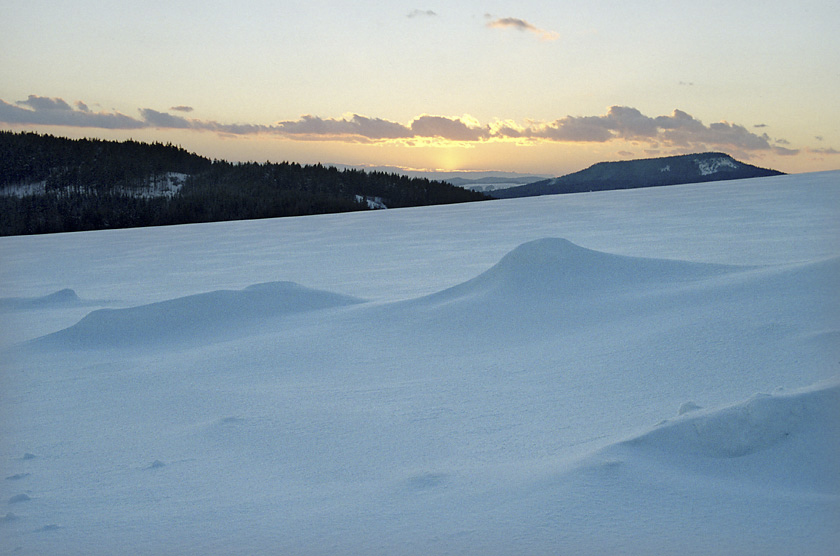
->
<box><xmin>407</xmin><ymin>9</ymin><xmax>436</xmax><ymax>18</ymax></box>
<box><xmin>3</xmin><ymin>96</ymin><xmax>146</xmax><ymax>129</ymax></box>
<box><xmin>1</xmin><ymin>95</ymin><xmax>800</xmax><ymax>154</ymax></box>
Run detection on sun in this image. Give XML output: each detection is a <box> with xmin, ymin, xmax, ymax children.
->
<box><xmin>432</xmin><ymin>146</ymin><xmax>464</xmax><ymax>172</ymax></box>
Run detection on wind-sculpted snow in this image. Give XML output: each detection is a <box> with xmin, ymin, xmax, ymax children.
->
<box><xmin>32</xmin><ymin>281</ymin><xmax>363</xmax><ymax>349</ymax></box>
<box><xmin>0</xmin><ymin>288</ymin><xmax>82</xmax><ymax>312</ymax></box>
<box><xmin>391</xmin><ymin>238</ymin><xmax>746</xmax><ymax>342</ymax></box>
<box><xmin>431</xmin><ymin>237</ymin><xmax>738</xmax><ymax>299</ymax></box>
<box><xmin>495</xmin><ymin>380</ymin><xmax>840</xmax><ymax>555</ymax></box>
<box><xmin>1</xmin><ymin>173</ymin><xmax>838</xmax><ymax>556</ymax></box>
<box><xmin>620</xmin><ymin>379</ymin><xmax>840</xmax><ymax>465</ymax></box>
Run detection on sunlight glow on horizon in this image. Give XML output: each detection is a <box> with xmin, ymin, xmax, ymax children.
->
<box><xmin>2</xmin><ymin>0</ymin><xmax>838</xmax><ymax>175</ymax></box>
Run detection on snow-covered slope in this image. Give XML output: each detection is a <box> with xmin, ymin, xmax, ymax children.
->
<box><xmin>1</xmin><ymin>171</ymin><xmax>838</xmax><ymax>555</ymax></box>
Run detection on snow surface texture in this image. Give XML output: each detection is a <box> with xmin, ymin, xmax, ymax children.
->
<box><xmin>1</xmin><ymin>171</ymin><xmax>839</xmax><ymax>555</ymax></box>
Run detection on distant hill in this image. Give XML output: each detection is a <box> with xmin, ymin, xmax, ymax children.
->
<box><xmin>0</xmin><ymin>131</ymin><xmax>488</xmax><ymax>236</ymax></box>
<box><xmin>443</xmin><ymin>175</ymin><xmax>551</xmax><ymax>193</ymax></box>
<box><xmin>490</xmin><ymin>152</ymin><xmax>784</xmax><ymax>199</ymax></box>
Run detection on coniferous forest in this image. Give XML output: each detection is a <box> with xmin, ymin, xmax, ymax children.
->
<box><xmin>0</xmin><ymin>131</ymin><xmax>489</xmax><ymax>236</ymax></box>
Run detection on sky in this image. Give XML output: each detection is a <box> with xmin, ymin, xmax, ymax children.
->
<box><xmin>1</xmin><ymin>0</ymin><xmax>839</xmax><ymax>176</ymax></box>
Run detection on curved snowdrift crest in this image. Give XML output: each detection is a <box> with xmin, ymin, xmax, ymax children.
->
<box><xmin>625</xmin><ymin>380</ymin><xmax>840</xmax><ymax>460</ymax></box>
<box><xmin>426</xmin><ymin>238</ymin><xmax>738</xmax><ymax>303</ymax></box>
<box><xmin>32</xmin><ymin>281</ymin><xmax>364</xmax><ymax>349</ymax></box>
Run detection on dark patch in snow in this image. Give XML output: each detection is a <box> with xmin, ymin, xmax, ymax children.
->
<box><xmin>4</xmin><ymin>473</ymin><xmax>31</xmax><ymax>481</ymax></box>
<box><xmin>8</xmin><ymin>494</ymin><xmax>31</xmax><ymax>504</ymax></box>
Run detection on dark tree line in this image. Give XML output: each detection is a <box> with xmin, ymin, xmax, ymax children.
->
<box><xmin>0</xmin><ymin>132</ymin><xmax>489</xmax><ymax>236</ymax></box>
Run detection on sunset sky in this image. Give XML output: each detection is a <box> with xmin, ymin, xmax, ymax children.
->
<box><xmin>2</xmin><ymin>0</ymin><xmax>838</xmax><ymax>176</ymax></box>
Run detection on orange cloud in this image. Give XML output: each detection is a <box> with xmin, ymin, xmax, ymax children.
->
<box><xmin>486</xmin><ymin>17</ymin><xmax>559</xmax><ymax>41</ymax></box>
<box><xmin>2</xmin><ymin>94</ymin><xmax>824</xmax><ymax>156</ymax></box>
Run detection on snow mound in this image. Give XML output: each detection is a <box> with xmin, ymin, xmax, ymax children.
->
<box><xmin>436</xmin><ymin>238</ymin><xmax>735</xmax><ymax>299</ymax></box>
<box><xmin>33</xmin><ymin>281</ymin><xmax>363</xmax><ymax>349</ymax></box>
<box><xmin>0</xmin><ymin>288</ymin><xmax>82</xmax><ymax>312</ymax></box>
<box><xmin>617</xmin><ymin>378</ymin><xmax>840</xmax><ymax>479</ymax></box>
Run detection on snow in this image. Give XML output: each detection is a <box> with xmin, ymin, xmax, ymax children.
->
<box><xmin>0</xmin><ymin>172</ymin><xmax>188</xmax><ymax>199</ymax></box>
<box><xmin>1</xmin><ymin>171</ymin><xmax>839</xmax><ymax>555</ymax></box>
<box><xmin>696</xmin><ymin>156</ymin><xmax>738</xmax><ymax>175</ymax></box>
<box><xmin>355</xmin><ymin>194</ymin><xmax>387</xmax><ymax>209</ymax></box>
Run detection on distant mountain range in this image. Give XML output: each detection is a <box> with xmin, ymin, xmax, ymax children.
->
<box><xmin>490</xmin><ymin>152</ymin><xmax>784</xmax><ymax>199</ymax></box>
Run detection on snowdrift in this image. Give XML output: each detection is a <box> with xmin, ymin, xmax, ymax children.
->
<box><xmin>486</xmin><ymin>379</ymin><xmax>840</xmax><ymax>555</ymax></box>
<box><xmin>33</xmin><ymin>281</ymin><xmax>363</xmax><ymax>348</ymax></box>
<box><xmin>2</xmin><ymin>173</ymin><xmax>838</xmax><ymax>556</ymax></box>
<box><xmin>606</xmin><ymin>378</ymin><xmax>840</xmax><ymax>484</ymax></box>
<box><xmin>0</xmin><ymin>288</ymin><xmax>83</xmax><ymax>312</ymax></box>
<box><xmin>421</xmin><ymin>237</ymin><xmax>738</xmax><ymax>302</ymax></box>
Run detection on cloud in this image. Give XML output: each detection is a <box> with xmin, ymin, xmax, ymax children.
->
<box><xmin>140</xmin><ymin>108</ymin><xmax>192</xmax><ymax>129</ymax></box>
<box><xmin>271</xmin><ymin>114</ymin><xmax>413</xmax><ymax>142</ymax></box>
<box><xmin>17</xmin><ymin>95</ymin><xmax>73</xmax><ymax>111</ymax></box>
<box><xmin>407</xmin><ymin>9</ymin><xmax>436</xmax><ymax>18</ymax></box>
<box><xmin>807</xmin><ymin>146</ymin><xmax>840</xmax><ymax>155</ymax></box>
<box><xmin>0</xmin><ymin>95</ymin><xmax>807</xmax><ymax>155</ymax></box>
<box><xmin>410</xmin><ymin>115</ymin><xmax>488</xmax><ymax>141</ymax></box>
<box><xmin>1</xmin><ymin>96</ymin><xmax>146</xmax><ymax>129</ymax></box>
<box><xmin>754</xmin><ymin>123</ymin><xmax>769</xmax><ymax>128</ymax></box>
<box><xmin>492</xmin><ymin>106</ymin><xmax>781</xmax><ymax>155</ymax></box>
<box><xmin>486</xmin><ymin>17</ymin><xmax>559</xmax><ymax>41</ymax></box>
<box><xmin>170</xmin><ymin>105</ymin><xmax>194</xmax><ymax>113</ymax></box>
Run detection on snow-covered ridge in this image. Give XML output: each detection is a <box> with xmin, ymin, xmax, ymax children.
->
<box><xmin>696</xmin><ymin>156</ymin><xmax>739</xmax><ymax>176</ymax></box>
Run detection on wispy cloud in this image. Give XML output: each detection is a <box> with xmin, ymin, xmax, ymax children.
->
<box><xmin>807</xmin><ymin>146</ymin><xmax>840</xmax><ymax>155</ymax></box>
<box><xmin>407</xmin><ymin>9</ymin><xmax>436</xmax><ymax>18</ymax></box>
<box><xmin>170</xmin><ymin>105</ymin><xmax>194</xmax><ymax>113</ymax></box>
<box><xmin>486</xmin><ymin>17</ymin><xmax>559</xmax><ymax>41</ymax></box>
<box><xmin>2</xmin><ymin>94</ymin><xmax>827</xmax><ymax>157</ymax></box>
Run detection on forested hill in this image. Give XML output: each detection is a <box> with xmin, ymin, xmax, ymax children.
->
<box><xmin>0</xmin><ymin>132</ymin><xmax>488</xmax><ymax>236</ymax></box>
<box><xmin>490</xmin><ymin>152</ymin><xmax>783</xmax><ymax>198</ymax></box>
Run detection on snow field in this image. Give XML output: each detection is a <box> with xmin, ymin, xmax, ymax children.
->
<box><xmin>1</xmin><ymin>171</ymin><xmax>838</xmax><ymax>555</ymax></box>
